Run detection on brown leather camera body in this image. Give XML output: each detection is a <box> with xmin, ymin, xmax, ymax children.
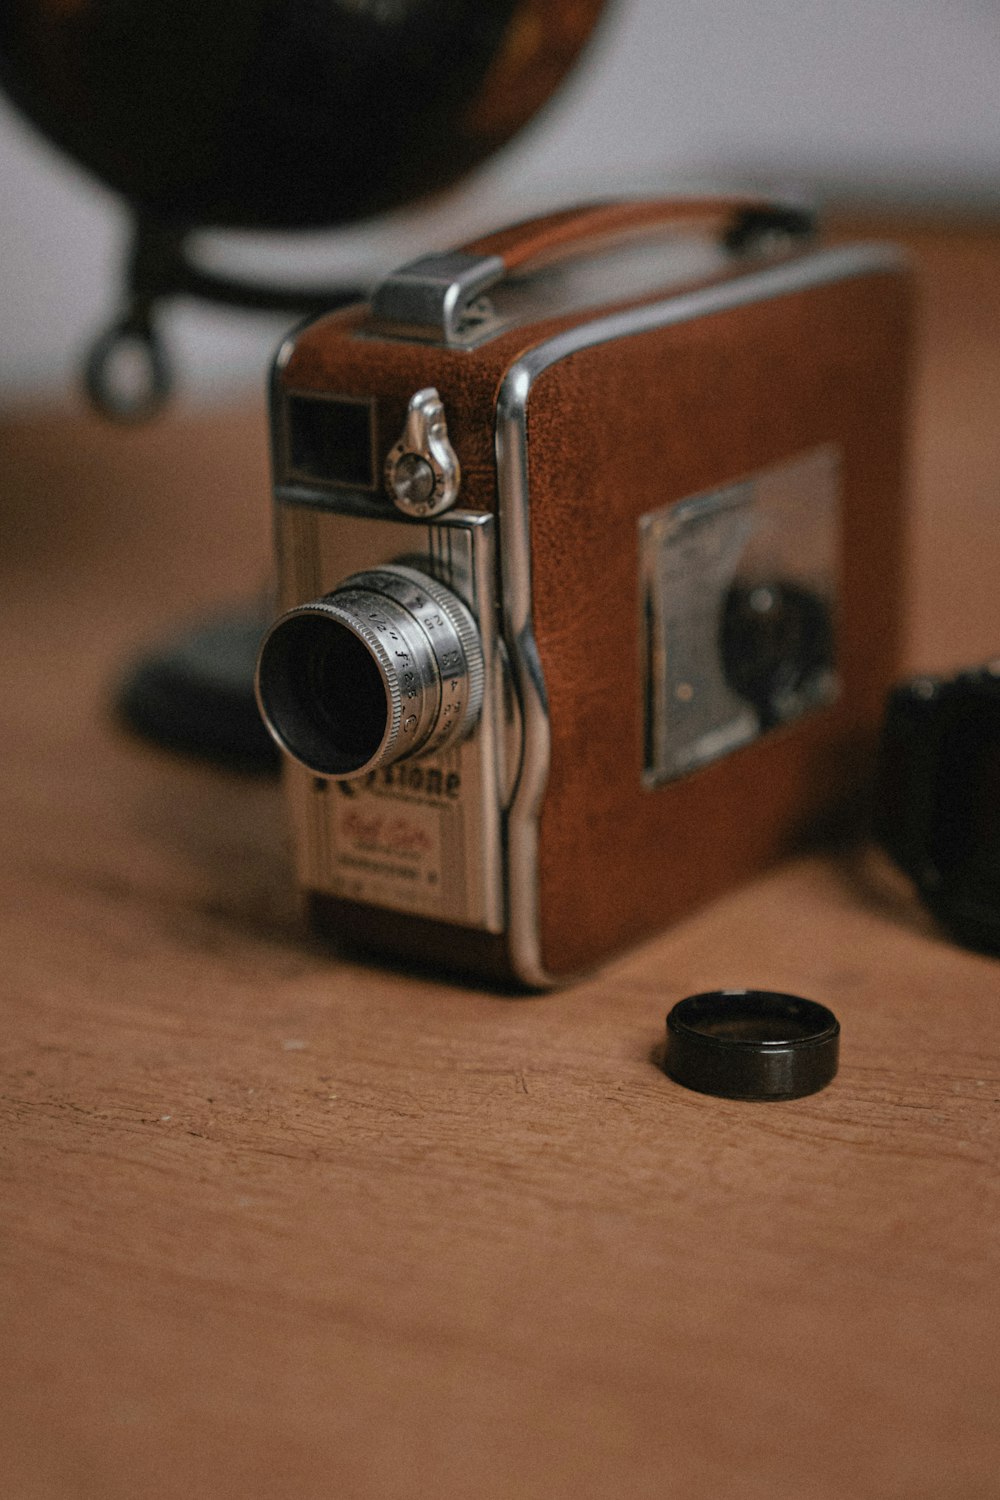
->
<box><xmin>261</xmin><ymin>199</ymin><xmax>913</xmax><ymax>986</ymax></box>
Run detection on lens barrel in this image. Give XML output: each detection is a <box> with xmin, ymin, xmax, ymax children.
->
<box><xmin>255</xmin><ymin>565</ymin><xmax>483</xmax><ymax>779</ymax></box>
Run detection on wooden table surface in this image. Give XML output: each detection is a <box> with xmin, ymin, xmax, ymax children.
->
<box><xmin>2</xmin><ymin>219</ymin><xmax>999</xmax><ymax>1499</ymax></box>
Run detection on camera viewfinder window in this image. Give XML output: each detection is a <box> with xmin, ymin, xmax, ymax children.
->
<box><xmin>287</xmin><ymin>394</ymin><xmax>375</xmax><ymax>489</ymax></box>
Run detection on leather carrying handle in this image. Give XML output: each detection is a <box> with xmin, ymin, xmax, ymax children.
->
<box><xmin>461</xmin><ymin>194</ymin><xmax>815</xmax><ymax>275</ymax></box>
<box><xmin>368</xmin><ymin>194</ymin><xmax>816</xmax><ymax>345</ymax></box>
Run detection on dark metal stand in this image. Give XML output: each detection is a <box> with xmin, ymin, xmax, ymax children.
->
<box><xmin>85</xmin><ymin>214</ymin><xmax>364</xmax><ymax>422</ymax></box>
<box><xmin>97</xmin><ymin>215</ymin><xmax>364</xmax><ymax>768</ymax></box>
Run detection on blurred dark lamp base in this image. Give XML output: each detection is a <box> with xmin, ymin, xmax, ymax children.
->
<box><xmin>117</xmin><ymin>606</ymin><xmax>280</xmax><ymax>773</ymax></box>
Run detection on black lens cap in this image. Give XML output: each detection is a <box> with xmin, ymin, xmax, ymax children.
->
<box><xmin>664</xmin><ymin>990</ymin><xmax>840</xmax><ymax>1100</ymax></box>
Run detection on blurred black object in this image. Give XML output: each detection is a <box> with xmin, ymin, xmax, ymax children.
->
<box><xmin>1</xmin><ymin>0</ymin><xmax>609</xmax><ymax>417</ymax></box>
<box><xmin>0</xmin><ymin>0</ymin><xmax>606</xmax><ymax>227</ymax></box>
<box><xmin>116</xmin><ymin>608</ymin><xmax>280</xmax><ymax>773</ymax></box>
<box><xmin>876</xmin><ymin>662</ymin><xmax>1000</xmax><ymax>956</ymax></box>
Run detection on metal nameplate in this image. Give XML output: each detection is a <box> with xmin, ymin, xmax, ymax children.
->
<box><xmin>276</xmin><ymin>500</ymin><xmax>507</xmax><ymax>931</ymax></box>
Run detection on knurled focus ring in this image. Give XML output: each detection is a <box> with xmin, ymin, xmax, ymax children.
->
<box><xmin>403</xmin><ymin>569</ymin><xmax>485</xmax><ymax>749</ymax></box>
<box><xmin>351</xmin><ymin>567</ymin><xmax>483</xmax><ymax>754</ymax></box>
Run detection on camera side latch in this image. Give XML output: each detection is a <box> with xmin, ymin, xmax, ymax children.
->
<box><xmin>384</xmin><ymin>388</ymin><xmax>461</xmax><ymax>518</ymax></box>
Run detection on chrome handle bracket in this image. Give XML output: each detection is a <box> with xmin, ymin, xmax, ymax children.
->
<box><xmin>367</xmin><ymin>251</ymin><xmax>506</xmax><ymax>345</ymax></box>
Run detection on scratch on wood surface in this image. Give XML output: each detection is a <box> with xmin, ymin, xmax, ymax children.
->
<box><xmin>516</xmin><ymin>1072</ymin><xmax>529</xmax><ymax>1096</ymax></box>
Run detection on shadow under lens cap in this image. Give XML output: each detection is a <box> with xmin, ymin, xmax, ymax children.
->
<box><xmin>664</xmin><ymin>990</ymin><xmax>839</xmax><ymax>1100</ymax></box>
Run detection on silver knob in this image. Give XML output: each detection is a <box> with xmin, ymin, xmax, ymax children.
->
<box><xmin>384</xmin><ymin>388</ymin><xmax>460</xmax><ymax>517</ymax></box>
<box><xmin>255</xmin><ymin>565</ymin><xmax>483</xmax><ymax>779</ymax></box>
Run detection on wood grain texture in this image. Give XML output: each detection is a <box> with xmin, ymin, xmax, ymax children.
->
<box><xmin>2</xmin><ymin>217</ymin><xmax>1000</xmax><ymax>1500</ymax></box>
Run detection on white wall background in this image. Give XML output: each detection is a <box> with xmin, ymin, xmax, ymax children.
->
<box><xmin>2</xmin><ymin>0</ymin><xmax>999</xmax><ymax>402</ymax></box>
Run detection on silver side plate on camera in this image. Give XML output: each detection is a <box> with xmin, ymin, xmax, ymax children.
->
<box><xmin>275</xmin><ymin>500</ymin><xmax>509</xmax><ymax>932</ymax></box>
<box><xmin>639</xmin><ymin>445</ymin><xmax>841</xmax><ymax>785</ymax></box>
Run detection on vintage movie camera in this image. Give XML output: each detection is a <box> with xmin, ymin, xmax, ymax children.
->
<box><xmin>255</xmin><ymin>197</ymin><xmax>913</xmax><ymax>985</ymax></box>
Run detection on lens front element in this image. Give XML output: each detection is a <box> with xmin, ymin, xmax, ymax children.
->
<box><xmin>255</xmin><ymin>565</ymin><xmax>483</xmax><ymax>778</ymax></box>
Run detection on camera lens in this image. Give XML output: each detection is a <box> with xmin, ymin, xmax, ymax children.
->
<box><xmin>261</xmin><ymin>612</ymin><xmax>390</xmax><ymax>776</ymax></box>
<box><xmin>255</xmin><ymin>565</ymin><xmax>483</xmax><ymax>779</ymax></box>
